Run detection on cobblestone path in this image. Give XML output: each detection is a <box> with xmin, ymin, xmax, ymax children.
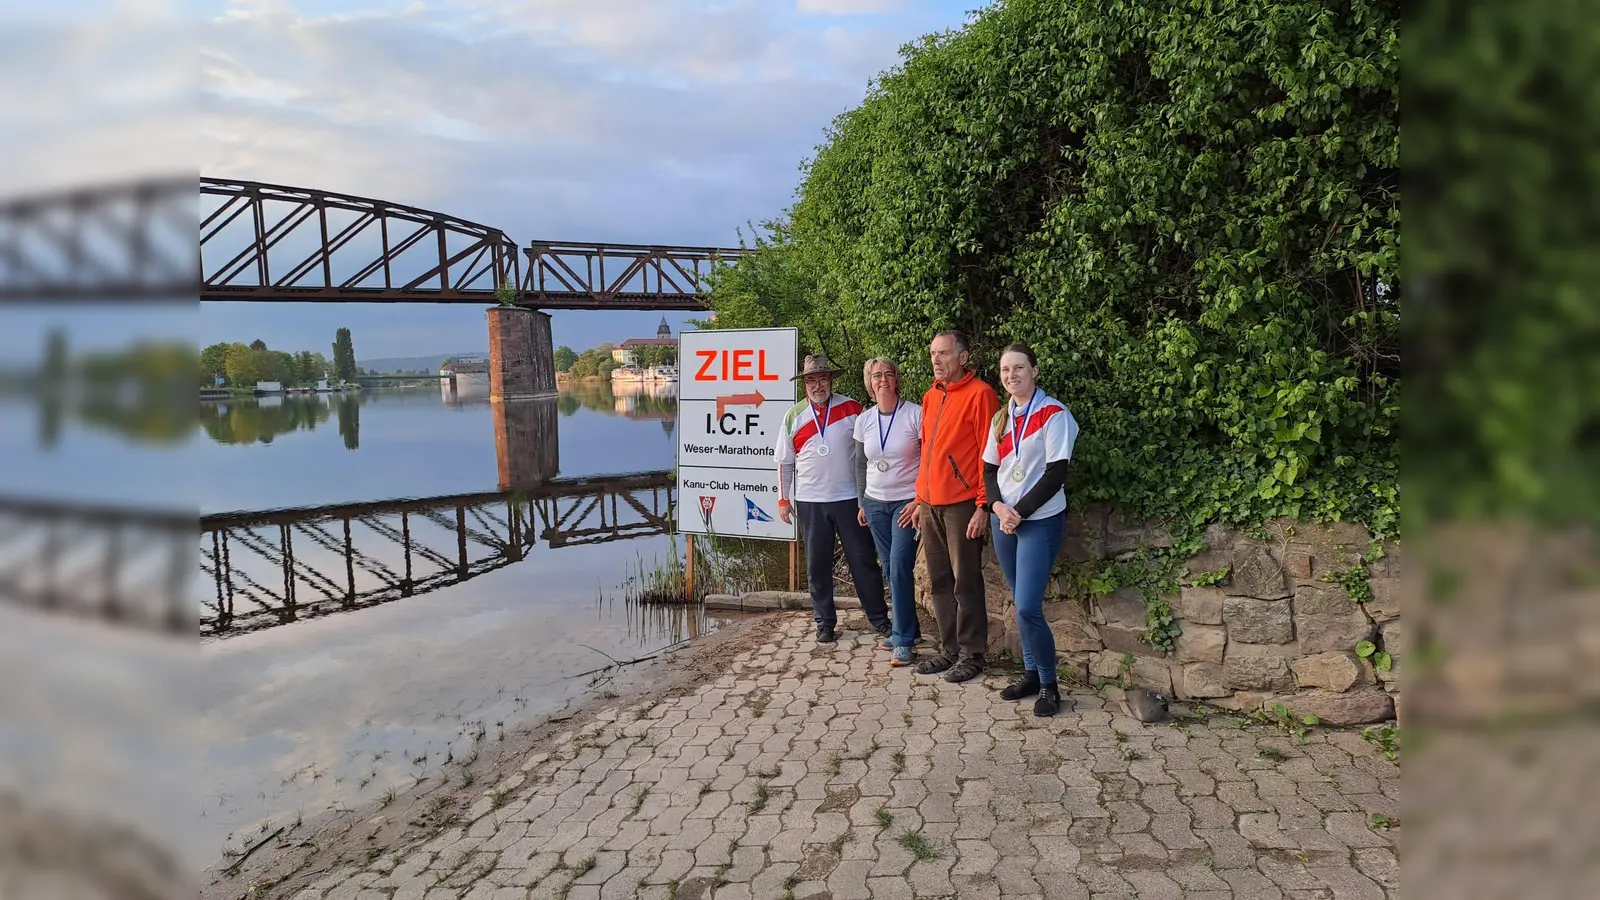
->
<box><xmin>286</xmin><ymin>615</ymin><xmax>1400</xmax><ymax>900</ymax></box>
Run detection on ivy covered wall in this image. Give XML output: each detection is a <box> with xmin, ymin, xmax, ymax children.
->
<box><xmin>704</xmin><ymin>0</ymin><xmax>1399</xmax><ymax>541</ymax></box>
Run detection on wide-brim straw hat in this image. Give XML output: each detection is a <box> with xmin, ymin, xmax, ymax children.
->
<box><xmin>791</xmin><ymin>354</ymin><xmax>845</xmax><ymax>381</ymax></box>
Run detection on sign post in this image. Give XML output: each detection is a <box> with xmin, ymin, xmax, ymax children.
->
<box><xmin>675</xmin><ymin>327</ymin><xmax>799</xmax><ymax>545</ymax></box>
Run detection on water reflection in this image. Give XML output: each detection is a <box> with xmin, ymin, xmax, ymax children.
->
<box><xmin>336</xmin><ymin>393</ymin><xmax>359</xmax><ymax>450</ymax></box>
<box><xmin>3</xmin><ymin>336</ymin><xmax>195</xmax><ymax>450</ymax></box>
<box><xmin>200</xmin><ymin>473</ymin><xmax>675</xmax><ymax>639</ymax></box>
<box><xmin>558</xmin><ymin>380</ymin><xmax>677</xmax><ymax>434</ymax></box>
<box><xmin>198</xmin><ymin>395</ymin><xmax>333</xmax><ymax>446</ymax></box>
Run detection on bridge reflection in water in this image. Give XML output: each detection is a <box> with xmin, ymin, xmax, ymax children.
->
<box><xmin>199</xmin><ymin>471</ymin><xmax>676</xmax><ymax>639</ymax></box>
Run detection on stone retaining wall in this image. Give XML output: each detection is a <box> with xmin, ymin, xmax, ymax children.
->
<box><xmin>912</xmin><ymin>505</ymin><xmax>1401</xmax><ymax>725</ymax></box>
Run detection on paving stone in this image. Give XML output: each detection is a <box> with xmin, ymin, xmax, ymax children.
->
<box><xmin>251</xmin><ymin>614</ymin><xmax>1398</xmax><ymax>900</ymax></box>
<box><xmin>1305</xmin><ymin>865</ymin><xmax>1386</xmax><ymax>900</ymax></box>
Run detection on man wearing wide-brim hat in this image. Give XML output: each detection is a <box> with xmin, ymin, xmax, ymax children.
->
<box><xmin>774</xmin><ymin>354</ymin><xmax>892</xmax><ymax>644</ymax></box>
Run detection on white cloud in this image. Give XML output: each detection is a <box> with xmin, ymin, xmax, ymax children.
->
<box><xmin>0</xmin><ymin>15</ymin><xmax>196</xmax><ymax>195</ymax></box>
<box><xmin>197</xmin><ymin>0</ymin><xmax>922</xmax><ymax>243</ymax></box>
<box><xmin>797</xmin><ymin>0</ymin><xmax>905</xmax><ymax>14</ymax></box>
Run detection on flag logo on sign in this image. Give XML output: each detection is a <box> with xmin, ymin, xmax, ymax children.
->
<box><xmin>698</xmin><ymin>496</ymin><xmax>717</xmax><ymax>528</ymax></box>
<box><xmin>744</xmin><ymin>496</ymin><xmax>774</xmax><ymax>525</ymax></box>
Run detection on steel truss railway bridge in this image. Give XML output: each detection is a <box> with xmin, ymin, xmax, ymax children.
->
<box><xmin>0</xmin><ymin>175</ymin><xmax>727</xmax><ymax>635</ymax></box>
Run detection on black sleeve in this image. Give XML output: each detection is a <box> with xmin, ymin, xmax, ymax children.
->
<box><xmin>1013</xmin><ymin>459</ymin><xmax>1070</xmax><ymax>519</ymax></box>
<box><xmin>854</xmin><ymin>439</ymin><xmax>869</xmax><ymax>503</ymax></box>
<box><xmin>983</xmin><ymin>462</ymin><xmax>1003</xmax><ymax>514</ymax></box>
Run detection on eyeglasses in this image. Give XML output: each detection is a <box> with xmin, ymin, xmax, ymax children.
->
<box><xmin>869</xmin><ymin>371</ymin><xmax>898</xmax><ymax>381</ymax></box>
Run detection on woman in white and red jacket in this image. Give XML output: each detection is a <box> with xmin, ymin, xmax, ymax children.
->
<box><xmin>982</xmin><ymin>343</ymin><xmax>1079</xmax><ymax>717</ymax></box>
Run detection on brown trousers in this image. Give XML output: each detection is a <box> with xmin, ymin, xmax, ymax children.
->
<box><xmin>921</xmin><ymin>502</ymin><xmax>988</xmax><ymax>658</ymax></box>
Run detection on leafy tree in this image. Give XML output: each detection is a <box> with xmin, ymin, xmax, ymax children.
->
<box><xmin>249</xmin><ymin>339</ymin><xmax>268</xmax><ymax>352</ymax></box>
<box><xmin>568</xmin><ymin>349</ymin><xmax>601</xmax><ymax>379</ymax></box>
<box><xmin>705</xmin><ymin>0</ymin><xmax>1398</xmax><ymax>537</ymax></box>
<box><xmin>270</xmin><ymin>350</ymin><xmax>296</xmax><ymax>384</ymax></box>
<box><xmin>199</xmin><ymin>342</ymin><xmax>231</xmax><ymax>385</ymax></box>
<box><xmin>331</xmin><ymin>328</ymin><xmax>357</xmax><ymax>382</ymax></box>
<box><xmin>633</xmin><ymin>345</ymin><xmax>679</xmax><ymax>369</ymax></box>
<box><xmin>224</xmin><ymin>343</ymin><xmax>257</xmax><ymax>385</ymax></box>
<box><xmin>554</xmin><ymin>345</ymin><xmax>578</xmax><ymax>372</ymax></box>
<box><xmin>294</xmin><ymin>350</ymin><xmax>322</xmax><ymax>384</ymax></box>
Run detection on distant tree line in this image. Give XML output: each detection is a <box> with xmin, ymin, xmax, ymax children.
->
<box><xmin>199</xmin><ymin>328</ymin><xmax>359</xmax><ymax>387</ymax></box>
<box><xmin>631</xmin><ymin>344</ymin><xmax>678</xmax><ymax>370</ymax></box>
<box><xmin>556</xmin><ymin>341</ymin><xmax>678</xmax><ymax>379</ymax></box>
<box><xmin>564</xmin><ymin>343</ymin><xmax>617</xmax><ymax>380</ymax></box>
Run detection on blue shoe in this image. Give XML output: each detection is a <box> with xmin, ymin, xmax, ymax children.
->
<box><xmin>891</xmin><ymin>646</ymin><xmax>914</xmax><ymax>667</ymax></box>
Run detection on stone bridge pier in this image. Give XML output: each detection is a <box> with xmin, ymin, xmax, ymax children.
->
<box><xmin>486</xmin><ymin>306</ymin><xmax>557</xmax><ymax>401</ymax></box>
<box><xmin>487</xmin><ymin>306</ymin><xmax>559</xmax><ymax>488</ymax></box>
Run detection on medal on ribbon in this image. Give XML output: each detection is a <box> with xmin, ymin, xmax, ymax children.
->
<box><xmin>810</xmin><ymin>398</ymin><xmax>831</xmax><ymax>457</ymax></box>
<box><xmin>1007</xmin><ymin>390</ymin><xmax>1037</xmax><ymax>484</ymax></box>
<box><xmin>874</xmin><ymin>401</ymin><xmax>899</xmax><ymax>477</ymax></box>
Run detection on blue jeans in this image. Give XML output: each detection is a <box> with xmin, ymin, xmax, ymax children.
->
<box><xmin>861</xmin><ymin>496</ymin><xmax>922</xmax><ymax>648</ymax></box>
<box><xmin>991</xmin><ymin>511</ymin><xmax>1066</xmax><ymax>684</ymax></box>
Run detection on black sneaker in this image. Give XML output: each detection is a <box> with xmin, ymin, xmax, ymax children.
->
<box><xmin>816</xmin><ymin>624</ymin><xmax>838</xmax><ymax>643</ymax></box>
<box><xmin>942</xmin><ymin>655</ymin><xmax>984</xmax><ymax>683</ymax></box>
<box><xmin>1000</xmin><ymin>671</ymin><xmax>1041</xmax><ymax>701</ymax></box>
<box><xmin>1034</xmin><ymin>684</ymin><xmax>1061</xmax><ymax>717</ymax></box>
<box><xmin>874</xmin><ymin>621</ymin><xmax>892</xmax><ymax>639</ymax></box>
<box><xmin>914</xmin><ymin>653</ymin><xmax>956</xmax><ymax>675</ymax></box>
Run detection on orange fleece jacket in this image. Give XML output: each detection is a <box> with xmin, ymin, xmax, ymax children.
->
<box><xmin>914</xmin><ymin>369</ymin><xmax>1001</xmax><ymax>508</ymax></box>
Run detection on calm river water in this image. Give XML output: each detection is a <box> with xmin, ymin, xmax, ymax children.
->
<box><xmin>1</xmin><ymin>378</ymin><xmax>724</xmax><ymax>872</ymax></box>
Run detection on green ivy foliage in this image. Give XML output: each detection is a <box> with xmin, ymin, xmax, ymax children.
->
<box><xmin>708</xmin><ymin>0</ymin><xmax>1398</xmax><ymax>538</ymax></box>
<box><xmin>1407</xmin><ymin>0</ymin><xmax>1600</xmax><ymax>529</ymax></box>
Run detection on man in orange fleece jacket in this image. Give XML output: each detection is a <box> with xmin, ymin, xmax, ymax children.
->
<box><xmin>911</xmin><ymin>331</ymin><xmax>1001</xmax><ymax>683</ymax></box>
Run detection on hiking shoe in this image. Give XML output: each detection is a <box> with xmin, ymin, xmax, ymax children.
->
<box><xmin>915</xmin><ymin>653</ymin><xmax>956</xmax><ymax>675</ymax></box>
<box><xmin>877</xmin><ymin>636</ymin><xmax>894</xmax><ymax>651</ymax></box>
<box><xmin>891</xmin><ymin>646</ymin><xmax>914</xmax><ymax>667</ymax></box>
<box><xmin>1034</xmin><ymin>684</ymin><xmax>1061</xmax><ymax>717</ymax></box>
<box><xmin>816</xmin><ymin>624</ymin><xmax>838</xmax><ymax>644</ymax></box>
<box><xmin>999</xmin><ymin>671</ymin><xmax>1041</xmax><ymax>701</ymax></box>
<box><xmin>942</xmin><ymin>655</ymin><xmax>984</xmax><ymax>683</ymax></box>
<box><xmin>875</xmin><ymin>622</ymin><xmax>893</xmax><ymax>639</ymax></box>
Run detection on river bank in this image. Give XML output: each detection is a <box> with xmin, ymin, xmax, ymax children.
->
<box><xmin>200</xmin><ymin>609</ymin><xmax>781</xmax><ymax>898</ymax></box>
<box><xmin>203</xmin><ymin>609</ymin><xmax>1400</xmax><ymax>900</ymax></box>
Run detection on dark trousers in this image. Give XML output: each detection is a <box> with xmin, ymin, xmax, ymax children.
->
<box><xmin>796</xmin><ymin>499</ymin><xmax>889</xmax><ymax>630</ymax></box>
<box><xmin>921</xmin><ymin>502</ymin><xmax>988</xmax><ymax>658</ymax></box>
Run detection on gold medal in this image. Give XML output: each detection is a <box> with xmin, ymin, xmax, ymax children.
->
<box><xmin>1010</xmin><ymin>465</ymin><xmax>1025</xmax><ymax>482</ymax></box>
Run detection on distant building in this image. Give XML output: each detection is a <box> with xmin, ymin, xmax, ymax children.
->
<box><xmin>440</xmin><ymin>358</ymin><xmax>490</xmax><ymax>387</ymax></box>
<box><xmin>612</xmin><ymin>318</ymin><xmax>677</xmax><ymax>365</ymax></box>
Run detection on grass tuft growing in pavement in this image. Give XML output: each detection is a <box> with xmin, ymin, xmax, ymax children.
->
<box><xmin>897</xmin><ymin>828</ymin><xmax>939</xmax><ymax>860</ymax></box>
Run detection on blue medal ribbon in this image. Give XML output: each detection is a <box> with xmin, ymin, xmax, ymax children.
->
<box><xmin>1009</xmin><ymin>389</ymin><xmax>1037</xmax><ymax>481</ymax></box>
<box><xmin>877</xmin><ymin>401</ymin><xmax>900</xmax><ymax>457</ymax></box>
<box><xmin>809</xmin><ymin>398</ymin><xmax>831</xmax><ymax>456</ymax></box>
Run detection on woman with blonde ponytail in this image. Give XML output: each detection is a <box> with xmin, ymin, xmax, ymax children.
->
<box><xmin>981</xmin><ymin>343</ymin><xmax>1080</xmax><ymax>717</ymax></box>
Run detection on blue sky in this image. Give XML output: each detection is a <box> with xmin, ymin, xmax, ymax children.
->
<box><xmin>0</xmin><ymin>1</ymin><xmax>983</xmax><ymax>363</ymax></box>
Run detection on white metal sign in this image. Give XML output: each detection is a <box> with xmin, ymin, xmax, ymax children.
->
<box><xmin>676</xmin><ymin>327</ymin><xmax>798</xmax><ymax>541</ymax></box>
